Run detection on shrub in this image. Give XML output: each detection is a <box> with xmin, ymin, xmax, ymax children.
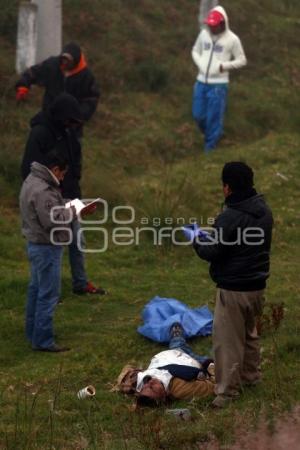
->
<box><xmin>127</xmin><ymin>59</ymin><xmax>169</xmax><ymax>92</ymax></box>
<box><xmin>0</xmin><ymin>0</ymin><xmax>18</xmax><ymax>42</ymax></box>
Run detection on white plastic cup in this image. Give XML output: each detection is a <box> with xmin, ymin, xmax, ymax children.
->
<box><xmin>77</xmin><ymin>385</ymin><xmax>96</xmax><ymax>400</ymax></box>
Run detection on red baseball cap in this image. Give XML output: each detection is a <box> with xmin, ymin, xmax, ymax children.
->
<box><xmin>204</xmin><ymin>10</ymin><xmax>225</xmax><ymax>27</ymax></box>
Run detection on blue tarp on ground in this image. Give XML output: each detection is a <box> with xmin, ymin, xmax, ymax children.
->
<box><xmin>137</xmin><ymin>296</ymin><xmax>213</xmax><ymax>343</ymax></box>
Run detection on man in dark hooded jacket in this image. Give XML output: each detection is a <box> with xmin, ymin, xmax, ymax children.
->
<box><xmin>192</xmin><ymin>162</ymin><xmax>273</xmax><ymax>408</ymax></box>
<box><xmin>21</xmin><ymin>93</ymin><xmax>106</xmax><ymax>296</ymax></box>
<box><xmin>21</xmin><ymin>93</ymin><xmax>82</xmax><ymax>199</ymax></box>
<box><xmin>16</xmin><ymin>42</ymin><xmax>100</xmax><ymax>131</ymax></box>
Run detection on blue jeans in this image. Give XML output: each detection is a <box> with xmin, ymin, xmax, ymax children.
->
<box><xmin>68</xmin><ymin>219</ymin><xmax>88</xmax><ymax>290</ymax></box>
<box><xmin>26</xmin><ymin>243</ymin><xmax>63</xmax><ymax>349</ymax></box>
<box><xmin>192</xmin><ymin>81</ymin><xmax>228</xmax><ymax>151</ymax></box>
<box><xmin>168</xmin><ymin>334</ymin><xmax>206</xmax><ymax>364</ymax></box>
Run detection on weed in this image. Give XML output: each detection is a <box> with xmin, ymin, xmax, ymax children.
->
<box><xmin>257</xmin><ymin>302</ymin><xmax>285</xmax><ymax>336</ymax></box>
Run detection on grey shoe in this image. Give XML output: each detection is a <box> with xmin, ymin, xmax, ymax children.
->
<box><xmin>170</xmin><ymin>322</ymin><xmax>184</xmax><ymax>339</ymax></box>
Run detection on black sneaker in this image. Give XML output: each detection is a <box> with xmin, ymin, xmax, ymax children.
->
<box><xmin>33</xmin><ymin>345</ymin><xmax>71</xmax><ymax>353</ymax></box>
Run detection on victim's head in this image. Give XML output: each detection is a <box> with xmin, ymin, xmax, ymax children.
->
<box><xmin>137</xmin><ymin>376</ymin><xmax>167</xmax><ymax>407</ymax></box>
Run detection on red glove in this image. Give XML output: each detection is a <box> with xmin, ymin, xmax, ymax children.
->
<box><xmin>16</xmin><ymin>86</ymin><xmax>29</xmax><ymax>101</ymax></box>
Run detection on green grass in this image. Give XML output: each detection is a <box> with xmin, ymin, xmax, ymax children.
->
<box><xmin>1</xmin><ymin>0</ymin><xmax>300</xmax><ymax>448</ymax></box>
<box><xmin>1</xmin><ymin>132</ymin><xmax>300</xmax><ymax>447</ymax></box>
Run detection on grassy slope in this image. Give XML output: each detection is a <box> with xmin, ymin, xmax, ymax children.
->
<box><xmin>0</xmin><ymin>0</ymin><xmax>300</xmax><ymax>448</ymax></box>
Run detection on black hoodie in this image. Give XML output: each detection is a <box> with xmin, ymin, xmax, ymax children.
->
<box><xmin>21</xmin><ymin>94</ymin><xmax>83</xmax><ymax>199</ymax></box>
<box><xmin>193</xmin><ymin>190</ymin><xmax>273</xmax><ymax>291</ymax></box>
<box><xmin>16</xmin><ymin>42</ymin><xmax>100</xmax><ymax>122</ymax></box>
<box><xmin>62</xmin><ymin>42</ymin><xmax>82</xmax><ymax>65</ymax></box>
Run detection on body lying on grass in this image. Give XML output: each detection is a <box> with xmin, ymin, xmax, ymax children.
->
<box><xmin>115</xmin><ymin>323</ymin><xmax>215</xmax><ymax>406</ymax></box>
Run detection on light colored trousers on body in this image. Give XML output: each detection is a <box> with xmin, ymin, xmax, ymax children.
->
<box><xmin>213</xmin><ymin>288</ymin><xmax>265</xmax><ymax>397</ymax></box>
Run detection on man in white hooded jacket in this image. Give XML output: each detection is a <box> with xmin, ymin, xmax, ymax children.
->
<box><xmin>192</xmin><ymin>6</ymin><xmax>247</xmax><ymax>151</ymax></box>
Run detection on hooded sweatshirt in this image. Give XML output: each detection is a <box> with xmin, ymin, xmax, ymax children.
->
<box><xmin>21</xmin><ymin>94</ymin><xmax>83</xmax><ymax>199</ymax></box>
<box><xmin>192</xmin><ymin>6</ymin><xmax>247</xmax><ymax>84</ymax></box>
<box><xmin>16</xmin><ymin>42</ymin><xmax>100</xmax><ymax>122</ymax></box>
<box><xmin>194</xmin><ymin>190</ymin><xmax>273</xmax><ymax>291</ymax></box>
<box><xmin>20</xmin><ymin>162</ymin><xmax>73</xmax><ymax>244</ymax></box>
<box><xmin>61</xmin><ymin>42</ymin><xmax>82</xmax><ymax>66</ymax></box>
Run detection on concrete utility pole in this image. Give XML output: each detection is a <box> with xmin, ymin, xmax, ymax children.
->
<box><xmin>199</xmin><ymin>0</ymin><xmax>219</xmax><ymax>29</ymax></box>
<box><xmin>16</xmin><ymin>2</ymin><xmax>37</xmax><ymax>74</ymax></box>
<box><xmin>32</xmin><ymin>0</ymin><xmax>62</xmax><ymax>63</ymax></box>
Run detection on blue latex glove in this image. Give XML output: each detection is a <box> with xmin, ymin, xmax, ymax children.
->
<box><xmin>182</xmin><ymin>224</ymin><xmax>197</xmax><ymax>241</ymax></box>
<box><xmin>197</xmin><ymin>227</ymin><xmax>210</xmax><ymax>240</ymax></box>
<box><xmin>182</xmin><ymin>223</ymin><xmax>209</xmax><ymax>242</ymax></box>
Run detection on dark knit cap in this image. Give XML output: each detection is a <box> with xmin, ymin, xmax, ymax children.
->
<box><xmin>222</xmin><ymin>162</ymin><xmax>254</xmax><ymax>192</ymax></box>
<box><xmin>61</xmin><ymin>42</ymin><xmax>82</xmax><ymax>65</ymax></box>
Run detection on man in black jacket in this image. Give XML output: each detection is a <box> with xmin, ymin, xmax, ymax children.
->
<box><xmin>193</xmin><ymin>162</ymin><xmax>273</xmax><ymax>408</ymax></box>
<box><xmin>16</xmin><ymin>42</ymin><xmax>99</xmax><ymax>134</ymax></box>
<box><xmin>21</xmin><ymin>93</ymin><xmax>106</xmax><ymax>296</ymax></box>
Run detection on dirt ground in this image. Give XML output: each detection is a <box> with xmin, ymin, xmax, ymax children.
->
<box><xmin>202</xmin><ymin>405</ymin><xmax>300</xmax><ymax>450</ymax></box>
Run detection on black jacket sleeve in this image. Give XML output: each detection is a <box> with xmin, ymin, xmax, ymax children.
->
<box><xmin>75</xmin><ymin>69</ymin><xmax>100</xmax><ymax>121</ymax></box>
<box><xmin>193</xmin><ymin>209</ymin><xmax>239</xmax><ymax>263</ymax></box>
<box><xmin>21</xmin><ymin>126</ymin><xmax>53</xmax><ymax>180</ymax></box>
<box><xmin>16</xmin><ymin>57</ymin><xmax>54</xmax><ymax>89</ymax></box>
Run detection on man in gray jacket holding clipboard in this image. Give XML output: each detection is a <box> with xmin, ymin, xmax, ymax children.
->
<box><xmin>20</xmin><ymin>150</ymin><xmax>74</xmax><ymax>352</ymax></box>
